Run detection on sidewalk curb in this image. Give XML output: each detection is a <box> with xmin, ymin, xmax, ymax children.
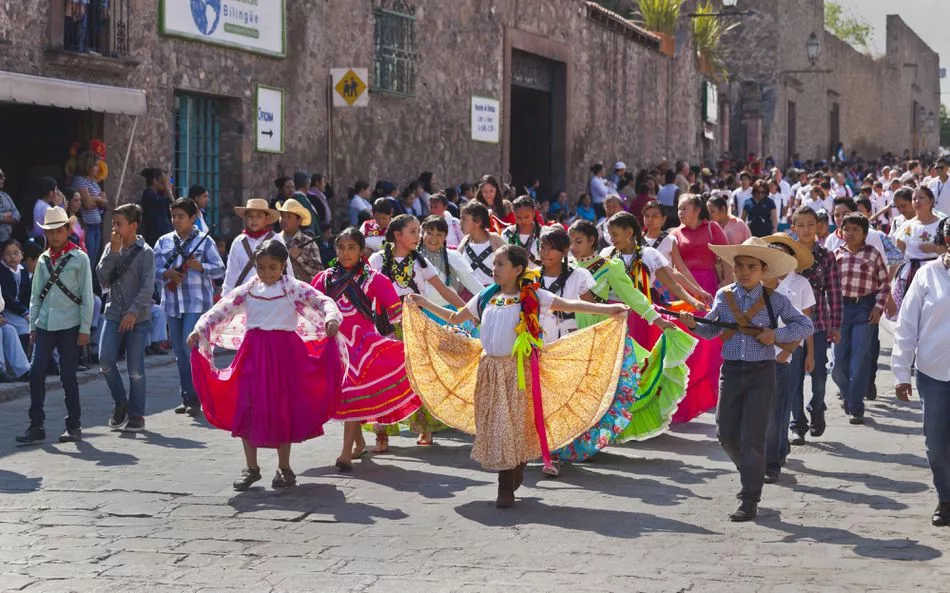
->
<box><xmin>0</xmin><ymin>356</ymin><xmax>178</xmax><ymax>404</ymax></box>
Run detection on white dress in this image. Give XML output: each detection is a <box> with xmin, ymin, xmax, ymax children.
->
<box><xmin>464</xmin><ymin>289</ymin><xmax>556</xmax><ymax>356</ymax></box>
<box><xmin>418</xmin><ymin>248</ymin><xmax>486</xmax><ymax>306</ymax></box>
<box><xmin>600</xmin><ymin>246</ymin><xmax>669</xmax><ymax>300</ymax></box>
<box><xmin>367</xmin><ymin>251</ymin><xmax>438</xmax><ymax>298</ymax></box>
<box><xmin>538</xmin><ymin>267</ymin><xmax>595</xmax><ymax>344</ymax></box>
<box><xmin>459</xmin><ymin>239</ymin><xmax>496</xmax><ymax>286</ymax></box>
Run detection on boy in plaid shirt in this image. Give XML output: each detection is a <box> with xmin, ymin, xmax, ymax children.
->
<box><xmin>832</xmin><ymin>213</ymin><xmax>889</xmax><ymax>424</ymax></box>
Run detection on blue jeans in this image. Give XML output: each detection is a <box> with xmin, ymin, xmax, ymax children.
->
<box><xmin>0</xmin><ymin>324</ymin><xmax>30</xmax><ymax>378</ymax></box>
<box><xmin>150</xmin><ymin>305</ymin><xmax>167</xmax><ymax>343</ymax></box>
<box><xmin>85</xmin><ymin>224</ymin><xmax>101</xmax><ymax>267</ymax></box>
<box><xmin>99</xmin><ymin>319</ymin><xmax>150</xmax><ymax>418</ymax></box>
<box><xmin>832</xmin><ymin>298</ymin><xmax>875</xmax><ymax>418</ymax></box>
<box><xmin>918</xmin><ymin>372</ymin><xmax>950</xmax><ymax>502</ymax></box>
<box><xmin>791</xmin><ymin>332</ymin><xmax>821</xmax><ymax>434</ymax></box>
<box><xmin>30</xmin><ymin>326</ymin><xmax>81</xmax><ymax>429</ymax></box>
<box><xmin>167</xmin><ymin>313</ymin><xmax>200</xmax><ymax>405</ymax></box>
<box><xmin>869</xmin><ymin>323</ymin><xmax>880</xmax><ymax>393</ymax></box>
<box><xmin>766</xmin><ymin>348</ymin><xmax>804</xmax><ymax>473</ymax></box>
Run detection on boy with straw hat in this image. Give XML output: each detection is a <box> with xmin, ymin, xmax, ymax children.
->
<box><xmin>16</xmin><ymin>206</ymin><xmax>94</xmax><ymax>445</ymax></box>
<box><xmin>680</xmin><ymin>237</ymin><xmax>813</xmax><ymax>522</ymax></box>
<box><xmin>276</xmin><ymin>198</ymin><xmax>324</xmax><ymax>282</ymax></box>
<box><xmin>222</xmin><ymin>198</ymin><xmax>292</xmax><ymax>296</ymax></box>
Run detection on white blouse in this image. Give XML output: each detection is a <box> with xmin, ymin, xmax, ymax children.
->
<box><xmin>459</xmin><ymin>240</ymin><xmax>496</xmax><ymax>286</ymax></box>
<box><xmin>246</xmin><ymin>281</ymin><xmax>307</xmax><ymax>331</ymax></box>
<box><xmin>539</xmin><ymin>267</ymin><xmax>594</xmax><ymax>344</ymax></box>
<box><xmin>419</xmin><ymin>248</ymin><xmax>485</xmax><ymax>306</ymax></box>
<box><xmin>600</xmin><ymin>246</ymin><xmax>669</xmax><ymax>299</ymax></box>
<box><xmin>368</xmin><ymin>251</ymin><xmax>438</xmax><ymax>297</ymax></box>
<box><xmin>643</xmin><ymin>233</ymin><xmax>676</xmax><ymax>262</ymax></box>
<box><xmin>465</xmin><ymin>289</ymin><xmax>556</xmax><ymax>356</ymax></box>
<box><xmin>897</xmin><ymin>218</ymin><xmax>941</xmax><ymax>261</ymax></box>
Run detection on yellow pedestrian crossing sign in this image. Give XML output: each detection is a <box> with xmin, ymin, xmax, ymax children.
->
<box><xmin>331</xmin><ymin>68</ymin><xmax>369</xmax><ymax>107</ymax></box>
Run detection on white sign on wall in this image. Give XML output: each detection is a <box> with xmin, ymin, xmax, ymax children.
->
<box><xmin>471</xmin><ymin>96</ymin><xmax>500</xmax><ymax>144</ymax></box>
<box><xmin>704</xmin><ymin>82</ymin><xmax>719</xmax><ymax>124</ymax></box>
<box><xmin>255</xmin><ymin>85</ymin><xmax>283</xmax><ymax>153</ymax></box>
<box><xmin>160</xmin><ymin>0</ymin><xmax>286</xmax><ymax>58</ymax></box>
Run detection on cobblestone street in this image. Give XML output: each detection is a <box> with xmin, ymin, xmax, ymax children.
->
<box><xmin>0</xmin><ymin>321</ymin><xmax>946</xmax><ymax>593</ymax></box>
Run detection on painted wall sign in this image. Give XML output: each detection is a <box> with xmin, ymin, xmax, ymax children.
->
<box><xmin>160</xmin><ymin>0</ymin><xmax>287</xmax><ymax>58</ymax></box>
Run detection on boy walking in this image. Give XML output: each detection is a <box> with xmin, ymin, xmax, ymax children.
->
<box><xmin>16</xmin><ymin>207</ymin><xmax>94</xmax><ymax>444</ymax></box>
<box><xmin>96</xmin><ymin>204</ymin><xmax>155</xmax><ymax>432</ymax></box>
<box><xmin>832</xmin><ymin>213</ymin><xmax>889</xmax><ymax>424</ymax></box>
<box><xmin>681</xmin><ymin>237</ymin><xmax>813</xmax><ymax>521</ymax></box>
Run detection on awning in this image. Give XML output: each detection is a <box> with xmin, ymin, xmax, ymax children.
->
<box><xmin>0</xmin><ymin>70</ymin><xmax>146</xmax><ymax>115</ymax></box>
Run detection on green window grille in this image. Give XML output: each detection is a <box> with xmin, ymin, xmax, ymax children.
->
<box><xmin>173</xmin><ymin>93</ymin><xmax>222</xmax><ymax>228</ymax></box>
<box><xmin>372</xmin><ymin>0</ymin><xmax>417</xmax><ymax>96</ymax></box>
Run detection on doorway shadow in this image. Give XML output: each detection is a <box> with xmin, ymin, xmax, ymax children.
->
<box><xmin>455</xmin><ymin>498</ymin><xmax>719</xmax><ymax>539</ymax></box>
<box><xmin>228</xmin><ymin>483</ymin><xmax>408</xmax><ymax>525</ymax></box>
<box><xmin>760</xmin><ymin>511</ymin><xmax>941</xmax><ymax>561</ymax></box>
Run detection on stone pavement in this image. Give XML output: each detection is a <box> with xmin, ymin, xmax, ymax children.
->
<box><xmin>0</xmin><ymin>321</ymin><xmax>946</xmax><ymax>593</ymax></box>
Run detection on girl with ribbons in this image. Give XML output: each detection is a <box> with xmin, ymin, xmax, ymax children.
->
<box><xmin>311</xmin><ymin>228</ymin><xmax>423</xmax><ymax>471</ymax></box>
<box><xmin>404</xmin><ymin>245</ymin><xmax>629</xmax><ymax>508</ymax></box>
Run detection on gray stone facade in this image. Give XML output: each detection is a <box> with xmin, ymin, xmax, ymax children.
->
<box><xmin>721</xmin><ymin>0</ymin><xmax>941</xmax><ymax>167</ymax></box>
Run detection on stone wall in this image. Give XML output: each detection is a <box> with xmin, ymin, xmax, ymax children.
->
<box><xmin>0</xmin><ymin>0</ymin><xmax>707</xmax><ymax>237</ymax></box>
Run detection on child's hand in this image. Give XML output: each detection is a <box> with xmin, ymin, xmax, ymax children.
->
<box><xmin>654</xmin><ymin>317</ymin><xmax>674</xmax><ymax>331</ymax></box>
<box><xmin>186</xmin><ymin>331</ymin><xmax>200</xmax><ymax>349</ymax></box>
<box><xmin>755</xmin><ymin>328</ymin><xmax>776</xmax><ymax>346</ymax></box>
<box><xmin>325</xmin><ymin>320</ymin><xmax>340</xmax><ymax>338</ymax></box>
<box><xmin>679</xmin><ymin>312</ymin><xmax>697</xmax><ymax>329</ymax></box>
<box><xmin>804</xmin><ymin>354</ymin><xmax>815</xmax><ymax>373</ymax></box>
<box><xmin>609</xmin><ymin>304</ymin><xmax>629</xmax><ymax>315</ymax></box>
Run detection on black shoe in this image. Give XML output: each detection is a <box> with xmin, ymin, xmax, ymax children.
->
<box><xmin>272</xmin><ymin>468</ymin><xmax>297</xmax><ymax>488</ymax></box>
<box><xmin>764</xmin><ymin>471</ymin><xmax>780</xmax><ymax>484</ymax></box>
<box><xmin>932</xmin><ymin>503</ymin><xmax>950</xmax><ymax>527</ymax></box>
<box><xmin>849</xmin><ymin>415</ymin><xmax>865</xmax><ymax>425</ymax></box>
<box><xmin>174</xmin><ymin>403</ymin><xmax>188</xmax><ymax>414</ymax></box>
<box><xmin>233</xmin><ymin>467</ymin><xmax>262</xmax><ymax>491</ymax></box>
<box><xmin>729</xmin><ymin>500</ymin><xmax>758</xmax><ymax>522</ymax></box>
<box><xmin>866</xmin><ymin>384</ymin><xmax>877</xmax><ymax>401</ymax></box>
<box><xmin>185</xmin><ymin>404</ymin><xmax>201</xmax><ymax>417</ymax></box>
<box><xmin>790</xmin><ymin>432</ymin><xmax>806</xmax><ymax>446</ymax></box>
<box><xmin>58</xmin><ymin>427</ymin><xmax>82</xmax><ymax>443</ymax></box>
<box><xmin>123</xmin><ymin>417</ymin><xmax>145</xmax><ymax>432</ymax></box>
<box><xmin>108</xmin><ymin>403</ymin><xmax>128</xmax><ymax>429</ymax></box>
<box><xmin>809</xmin><ymin>410</ymin><xmax>826</xmax><ymax>437</ymax></box>
<box><xmin>15</xmin><ymin>426</ymin><xmax>45</xmax><ymax>444</ymax></box>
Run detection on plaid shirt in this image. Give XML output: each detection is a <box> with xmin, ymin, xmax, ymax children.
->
<box><xmin>153</xmin><ymin>229</ymin><xmax>225</xmax><ymax>317</ymax></box>
<box><xmin>693</xmin><ymin>283</ymin><xmax>814</xmax><ymax>362</ymax></box>
<box><xmin>799</xmin><ymin>243</ymin><xmax>842</xmax><ymax>333</ymax></box>
<box><xmin>834</xmin><ymin>242</ymin><xmax>889</xmax><ymax>310</ymax></box>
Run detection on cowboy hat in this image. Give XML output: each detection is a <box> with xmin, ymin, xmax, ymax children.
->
<box><xmin>763</xmin><ymin>233</ymin><xmax>814</xmax><ymax>273</ymax></box>
<box><xmin>234</xmin><ymin>198</ymin><xmax>279</xmax><ymax>224</ymax></box>
<box><xmin>38</xmin><ymin>206</ymin><xmax>71</xmax><ymax>230</ymax></box>
<box><xmin>275</xmin><ymin>198</ymin><xmax>311</xmax><ymax>228</ymax></box>
<box><xmin>709</xmin><ymin>236</ymin><xmax>798</xmax><ymax>279</ymax></box>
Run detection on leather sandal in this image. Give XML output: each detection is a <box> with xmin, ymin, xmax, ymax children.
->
<box><xmin>372</xmin><ymin>433</ymin><xmax>390</xmax><ymax>454</ymax></box>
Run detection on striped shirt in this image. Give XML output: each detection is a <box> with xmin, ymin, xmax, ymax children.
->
<box><xmin>153</xmin><ymin>228</ymin><xmax>226</xmax><ymax>317</ymax></box>
<box><xmin>73</xmin><ymin>176</ymin><xmax>103</xmax><ymax>226</ymax></box>
<box><xmin>29</xmin><ymin>248</ymin><xmax>95</xmax><ymax>334</ymax></box>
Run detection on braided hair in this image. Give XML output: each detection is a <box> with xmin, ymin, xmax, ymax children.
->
<box><xmin>539</xmin><ymin>226</ymin><xmax>573</xmax><ymax>291</ymax></box>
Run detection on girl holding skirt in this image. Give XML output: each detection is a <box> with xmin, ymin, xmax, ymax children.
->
<box><xmin>405</xmin><ymin>245</ymin><xmax>629</xmax><ymax>508</ymax></box>
<box><xmin>188</xmin><ymin>240</ymin><xmax>346</xmax><ymax>491</ymax></box>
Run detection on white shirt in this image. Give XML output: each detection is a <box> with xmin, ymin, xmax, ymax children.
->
<box><xmin>896</xmin><ymin>218</ymin><xmax>941</xmax><ymax>261</ymax></box>
<box><xmin>539</xmin><ymin>267</ymin><xmax>595</xmax><ymax>343</ymax></box>
<box><xmin>600</xmin><ymin>246</ymin><xmax>669</xmax><ymax>297</ymax></box>
<box><xmin>441</xmin><ymin>212</ymin><xmax>464</xmax><ymax>248</ymax></box>
<box><xmin>418</xmin><ymin>248</ymin><xmax>485</xmax><ymax>306</ymax></box>
<box><xmin>731</xmin><ymin>187</ymin><xmax>753</xmax><ymax>216</ymax></box>
<box><xmin>644</xmin><ymin>232</ymin><xmax>676</xmax><ymax>262</ymax></box>
<box><xmin>589</xmin><ymin>176</ymin><xmax>611</xmax><ymax>205</ymax></box>
<box><xmin>465</xmin><ymin>288</ymin><xmax>556</xmax><ymax>356</ymax></box>
<box><xmin>222</xmin><ymin>232</ymin><xmax>294</xmax><ymax>296</ymax></box>
<box><xmin>460</xmin><ymin>239</ymin><xmax>496</xmax><ymax>286</ymax></box>
<box><xmin>799</xmin><ymin>195</ymin><xmax>831</xmax><ymax>214</ymax></box>
<box><xmin>367</xmin><ymin>251</ymin><xmax>439</xmax><ymax>297</ymax></box>
<box><xmin>769</xmin><ymin>193</ymin><xmax>787</xmax><ymax>222</ymax></box>
<box><xmin>928</xmin><ymin>177</ymin><xmax>950</xmax><ymax>215</ymax></box>
<box><xmin>773</xmin><ymin>272</ymin><xmax>815</xmax><ymax>356</ymax></box>
<box><xmin>824</xmin><ymin>229</ymin><xmax>888</xmax><ymax>262</ymax></box>
<box><xmin>892</xmin><ymin>259</ymin><xmax>950</xmax><ymax>384</ymax></box>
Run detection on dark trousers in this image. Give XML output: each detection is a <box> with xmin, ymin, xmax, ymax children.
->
<box><xmin>792</xmin><ymin>329</ymin><xmax>828</xmax><ymax>434</ymax></box>
<box><xmin>30</xmin><ymin>326</ymin><xmax>81</xmax><ymax>430</ymax></box>
<box><xmin>869</xmin><ymin>323</ymin><xmax>880</xmax><ymax>394</ymax></box>
<box><xmin>766</xmin><ymin>350</ymin><xmax>803</xmax><ymax>474</ymax></box>
<box><xmin>717</xmin><ymin>360</ymin><xmax>777</xmax><ymax>503</ymax></box>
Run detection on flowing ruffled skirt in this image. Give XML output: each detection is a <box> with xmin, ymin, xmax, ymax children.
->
<box><xmin>191</xmin><ymin>329</ymin><xmax>344</xmax><ymax>448</ymax></box>
<box><xmin>671</xmin><ymin>269</ymin><xmax>722</xmax><ymax>424</ymax></box>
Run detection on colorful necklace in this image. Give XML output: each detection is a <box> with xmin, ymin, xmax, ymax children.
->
<box><xmin>488</xmin><ymin>294</ymin><xmax>521</xmax><ymax>307</ymax></box>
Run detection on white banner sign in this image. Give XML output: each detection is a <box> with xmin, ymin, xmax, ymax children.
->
<box><xmin>255</xmin><ymin>85</ymin><xmax>283</xmax><ymax>153</ymax></box>
<box><xmin>160</xmin><ymin>0</ymin><xmax>286</xmax><ymax>58</ymax></box>
<box><xmin>471</xmin><ymin>96</ymin><xmax>500</xmax><ymax>144</ymax></box>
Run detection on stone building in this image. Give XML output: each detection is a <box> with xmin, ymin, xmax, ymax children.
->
<box><xmin>0</xmin><ymin>0</ymin><xmax>713</xmax><ymax>238</ymax></box>
<box><xmin>719</xmin><ymin>0</ymin><xmax>941</xmax><ymax>167</ymax></box>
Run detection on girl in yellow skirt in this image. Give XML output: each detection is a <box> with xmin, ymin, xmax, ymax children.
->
<box><xmin>406</xmin><ymin>245</ymin><xmax>629</xmax><ymax>508</ymax></box>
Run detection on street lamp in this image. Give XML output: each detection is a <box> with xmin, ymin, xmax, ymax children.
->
<box><xmin>806</xmin><ymin>32</ymin><xmax>821</xmax><ymax>66</ymax></box>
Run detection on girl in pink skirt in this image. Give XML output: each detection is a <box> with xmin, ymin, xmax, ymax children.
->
<box><xmin>188</xmin><ymin>240</ymin><xmax>346</xmax><ymax>491</ymax></box>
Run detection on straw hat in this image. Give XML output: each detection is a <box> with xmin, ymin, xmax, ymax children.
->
<box><xmin>275</xmin><ymin>198</ymin><xmax>311</xmax><ymax>227</ymax></box>
<box><xmin>763</xmin><ymin>233</ymin><xmax>814</xmax><ymax>273</ymax></box>
<box><xmin>37</xmin><ymin>206</ymin><xmax>71</xmax><ymax>230</ymax></box>
<box><xmin>709</xmin><ymin>236</ymin><xmax>798</xmax><ymax>279</ymax></box>
<box><xmin>234</xmin><ymin>198</ymin><xmax>279</xmax><ymax>224</ymax></box>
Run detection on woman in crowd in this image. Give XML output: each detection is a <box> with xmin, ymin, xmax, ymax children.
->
<box><xmin>893</xmin><ymin>186</ymin><xmax>945</xmax><ymax>312</ymax></box>
<box><xmin>140</xmin><ymin>168</ymin><xmax>173</xmax><ymax>246</ymax></box>
<box><xmin>669</xmin><ymin>194</ymin><xmax>732</xmax><ymax>423</ymax></box>
<box><xmin>348</xmin><ymin>180</ymin><xmax>373</xmax><ymax>227</ymax></box>
<box><xmin>474</xmin><ymin>175</ymin><xmax>514</xmax><ymax>231</ymax></box>
<box><xmin>64</xmin><ymin>188</ymin><xmax>87</xmax><ymax>253</ymax></box>
<box><xmin>188</xmin><ymin>184</ymin><xmax>211</xmax><ymax>233</ymax></box>
<box><xmin>74</xmin><ymin>152</ymin><xmax>108</xmax><ymax>261</ymax></box>
<box><xmin>707</xmin><ymin>195</ymin><xmax>751</xmax><ymax>246</ymax></box>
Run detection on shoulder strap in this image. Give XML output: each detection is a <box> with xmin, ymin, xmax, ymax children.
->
<box><xmin>109</xmin><ymin>245</ymin><xmax>143</xmax><ymax>284</ymax></box>
<box><xmin>163</xmin><ymin>234</ymin><xmax>192</xmax><ymax>270</ymax></box>
<box><xmin>39</xmin><ymin>253</ymin><xmax>82</xmax><ymax>305</ymax></box>
<box><xmin>236</xmin><ymin>236</ymin><xmax>256</xmax><ymax>286</ymax></box>
<box><xmin>763</xmin><ymin>288</ymin><xmax>778</xmax><ymax>329</ymax></box>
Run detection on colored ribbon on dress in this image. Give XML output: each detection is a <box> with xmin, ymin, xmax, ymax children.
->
<box><xmin>528</xmin><ymin>349</ymin><xmax>552</xmax><ymax>468</ymax></box>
